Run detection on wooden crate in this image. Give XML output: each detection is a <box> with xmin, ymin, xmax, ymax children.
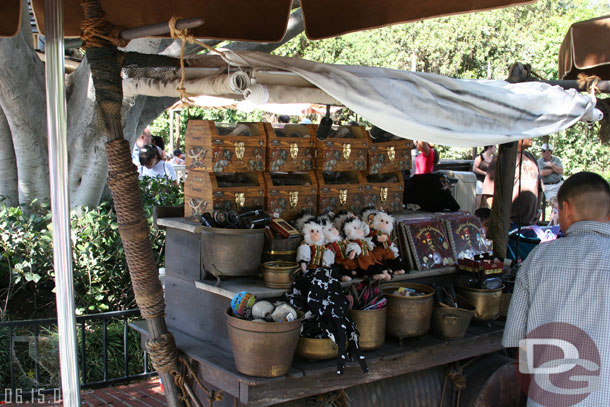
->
<box><xmin>368</xmin><ymin>138</ymin><xmax>413</xmax><ymax>174</ymax></box>
<box><xmin>264</xmin><ymin>172</ymin><xmax>318</xmax><ymax>221</ymax></box>
<box><xmin>362</xmin><ymin>172</ymin><xmax>405</xmax><ymax>213</ymax></box>
<box><xmin>315</xmin><ymin>171</ymin><xmax>366</xmax><ymax>215</ymax></box>
<box><xmin>264</xmin><ymin>123</ymin><xmax>315</xmax><ymax>172</ymax></box>
<box><xmin>184</xmin><ymin>170</ymin><xmax>266</xmax><ymax>220</ymax></box>
<box><xmin>185</xmin><ymin>120</ymin><xmax>266</xmax><ymax>173</ymax></box>
<box><xmin>314</xmin><ymin>125</ymin><xmax>368</xmax><ymax>172</ymax></box>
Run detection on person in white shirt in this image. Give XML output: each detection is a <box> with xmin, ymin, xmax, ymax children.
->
<box><xmin>138</xmin><ymin>144</ymin><xmax>177</xmax><ymax>181</ymax></box>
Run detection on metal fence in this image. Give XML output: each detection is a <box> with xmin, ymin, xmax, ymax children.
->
<box><xmin>0</xmin><ymin>309</ymin><xmax>156</xmax><ymax>402</ymax></box>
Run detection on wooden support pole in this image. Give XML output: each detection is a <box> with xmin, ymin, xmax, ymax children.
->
<box><xmin>488</xmin><ymin>141</ymin><xmax>518</xmax><ymax>260</ymax></box>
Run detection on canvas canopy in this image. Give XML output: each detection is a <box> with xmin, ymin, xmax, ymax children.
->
<box><xmin>126</xmin><ymin>50</ymin><xmax>601</xmax><ymax>147</ymax></box>
<box><xmin>559</xmin><ymin>15</ymin><xmax>610</xmax><ymax>80</ymax></box>
<box><xmin>1</xmin><ymin>0</ymin><xmax>537</xmax><ymax>39</ymax></box>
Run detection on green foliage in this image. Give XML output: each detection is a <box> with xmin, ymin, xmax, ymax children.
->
<box><xmin>0</xmin><ymin>177</ymin><xmax>184</xmax><ymax>320</ymax></box>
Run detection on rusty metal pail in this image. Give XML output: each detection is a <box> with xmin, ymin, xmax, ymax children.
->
<box><xmin>384</xmin><ymin>283</ymin><xmax>435</xmax><ymax>339</ymax></box>
<box><xmin>262</xmin><ymin>261</ymin><xmax>300</xmax><ymax>289</ymax></box>
<box><xmin>226</xmin><ymin>308</ymin><xmax>302</xmax><ymax>377</ymax></box>
<box><xmin>349</xmin><ymin>306</ymin><xmax>387</xmax><ymax>351</ymax></box>
<box><xmin>457</xmin><ymin>286</ymin><xmax>504</xmax><ymax>321</ymax></box>
<box><xmin>431</xmin><ymin>304</ymin><xmax>474</xmax><ymax>340</ymax></box>
<box><xmin>263</xmin><ymin>236</ymin><xmax>302</xmax><ymax>263</ymax></box>
<box><xmin>201</xmin><ymin>226</ymin><xmax>264</xmax><ymax>278</ymax></box>
<box><xmin>296</xmin><ymin>337</ymin><xmax>338</xmax><ymax>361</ymax></box>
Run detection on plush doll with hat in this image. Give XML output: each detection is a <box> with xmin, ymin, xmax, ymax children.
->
<box><xmin>342</xmin><ymin>218</ymin><xmax>391</xmax><ymax>281</ymax></box>
<box><xmin>296</xmin><ymin>220</ymin><xmax>334</xmax><ymax>273</ymax></box>
<box><xmin>369</xmin><ymin>211</ymin><xmax>405</xmax><ymax>275</ymax></box>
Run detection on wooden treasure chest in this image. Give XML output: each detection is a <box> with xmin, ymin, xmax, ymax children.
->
<box><xmin>315</xmin><ymin>125</ymin><xmax>368</xmax><ymax>172</ymax></box>
<box><xmin>315</xmin><ymin>171</ymin><xmax>366</xmax><ymax>215</ymax></box>
<box><xmin>185</xmin><ymin>170</ymin><xmax>266</xmax><ymax>220</ymax></box>
<box><xmin>362</xmin><ymin>172</ymin><xmax>405</xmax><ymax>213</ymax></box>
<box><xmin>185</xmin><ymin>120</ymin><xmax>266</xmax><ymax>173</ymax></box>
<box><xmin>264</xmin><ymin>123</ymin><xmax>315</xmax><ymax>172</ymax></box>
<box><xmin>368</xmin><ymin>138</ymin><xmax>413</xmax><ymax>174</ymax></box>
<box><xmin>264</xmin><ymin>172</ymin><xmax>318</xmax><ymax>221</ymax></box>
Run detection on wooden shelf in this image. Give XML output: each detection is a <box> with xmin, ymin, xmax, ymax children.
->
<box><xmin>130</xmin><ymin>319</ymin><xmax>505</xmax><ymax>407</ymax></box>
<box><xmin>195</xmin><ymin>266</ymin><xmax>456</xmax><ymax>300</ymax></box>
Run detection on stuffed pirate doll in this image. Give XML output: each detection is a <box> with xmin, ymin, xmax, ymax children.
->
<box><xmin>369</xmin><ymin>211</ymin><xmax>405</xmax><ymax>275</ymax></box>
<box><xmin>319</xmin><ymin>217</ymin><xmax>360</xmax><ymax>282</ymax></box>
<box><xmin>342</xmin><ymin>218</ymin><xmax>391</xmax><ymax>281</ymax></box>
<box><xmin>296</xmin><ymin>220</ymin><xmax>334</xmax><ymax>273</ymax></box>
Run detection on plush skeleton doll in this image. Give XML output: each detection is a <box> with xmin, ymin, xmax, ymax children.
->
<box><xmin>320</xmin><ymin>217</ymin><xmax>360</xmax><ymax>282</ymax></box>
<box><xmin>284</xmin><ymin>267</ymin><xmax>368</xmax><ymax>375</ymax></box>
<box><xmin>296</xmin><ymin>220</ymin><xmax>334</xmax><ymax>273</ymax></box>
<box><xmin>342</xmin><ymin>218</ymin><xmax>391</xmax><ymax>281</ymax></box>
<box><xmin>370</xmin><ymin>211</ymin><xmax>405</xmax><ymax>275</ymax></box>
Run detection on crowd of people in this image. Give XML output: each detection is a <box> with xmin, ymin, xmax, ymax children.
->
<box><xmin>132</xmin><ymin>127</ymin><xmax>185</xmax><ymax>182</ymax></box>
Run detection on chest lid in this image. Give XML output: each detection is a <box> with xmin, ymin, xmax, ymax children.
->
<box><xmin>315</xmin><ymin>125</ymin><xmax>368</xmax><ymax>149</ymax></box>
<box><xmin>316</xmin><ymin>171</ymin><xmax>365</xmax><ymax>192</ymax></box>
<box><xmin>186</xmin><ymin>120</ymin><xmax>266</xmax><ymax>147</ymax></box>
<box><xmin>265</xmin><ymin>172</ymin><xmax>318</xmax><ymax>195</ymax></box>
<box><xmin>265</xmin><ymin>123</ymin><xmax>315</xmax><ymax>147</ymax></box>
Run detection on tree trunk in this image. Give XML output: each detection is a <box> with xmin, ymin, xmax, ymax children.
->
<box><xmin>0</xmin><ymin>106</ymin><xmax>18</xmax><ymax>206</ymax></box>
<box><xmin>0</xmin><ymin>27</ymin><xmax>49</xmax><ymax>207</ymax></box>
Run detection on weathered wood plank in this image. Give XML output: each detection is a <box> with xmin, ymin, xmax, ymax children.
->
<box><xmin>165</xmin><ymin>228</ymin><xmax>204</xmax><ymax>281</ymax></box>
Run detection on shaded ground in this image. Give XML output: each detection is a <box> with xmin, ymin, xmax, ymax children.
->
<box><xmin>4</xmin><ymin>377</ymin><xmax>165</xmax><ymax>407</ymax></box>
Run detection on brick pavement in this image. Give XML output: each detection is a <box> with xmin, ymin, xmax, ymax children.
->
<box><xmin>4</xmin><ymin>377</ymin><xmax>166</xmax><ymax>407</ymax></box>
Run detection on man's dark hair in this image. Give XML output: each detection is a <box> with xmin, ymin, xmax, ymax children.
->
<box><xmin>474</xmin><ymin>207</ymin><xmax>491</xmax><ymax>221</ymax></box>
<box><xmin>557</xmin><ymin>171</ymin><xmax>610</xmax><ymax>218</ymax></box>
<box><xmin>139</xmin><ymin>144</ymin><xmax>160</xmax><ymax>167</ymax></box>
<box><xmin>278</xmin><ymin>115</ymin><xmax>290</xmax><ymax>124</ymax></box>
<box><xmin>152</xmin><ymin>135</ymin><xmax>165</xmax><ymax>151</ymax></box>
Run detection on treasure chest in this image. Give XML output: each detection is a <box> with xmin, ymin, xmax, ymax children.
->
<box><xmin>368</xmin><ymin>138</ymin><xmax>413</xmax><ymax>174</ymax></box>
<box><xmin>185</xmin><ymin>120</ymin><xmax>266</xmax><ymax>173</ymax></box>
<box><xmin>315</xmin><ymin>125</ymin><xmax>368</xmax><ymax>172</ymax></box>
<box><xmin>264</xmin><ymin>123</ymin><xmax>315</xmax><ymax>172</ymax></box>
<box><xmin>184</xmin><ymin>170</ymin><xmax>266</xmax><ymax>220</ymax></box>
<box><xmin>315</xmin><ymin>171</ymin><xmax>366</xmax><ymax>215</ymax></box>
<box><xmin>362</xmin><ymin>172</ymin><xmax>405</xmax><ymax>213</ymax></box>
<box><xmin>264</xmin><ymin>172</ymin><xmax>318</xmax><ymax>221</ymax></box>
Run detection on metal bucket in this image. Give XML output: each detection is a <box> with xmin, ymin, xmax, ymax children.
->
<box><xmin>226</xmin><ymin>308</ymin><xmax>302</xmax><ymax>377</ymax></box>
<box><xmin>296</xmin><ymin>337</ymin><xmax>338</xmax><ymax>360</ymax></box>
<box><xmin>457</xmin><ymin>286</ymin><xmax>504</xmax><ymax>321</ymax></box>
<box><xmin>262</xmin><ymin>261</ymin><xmax>300</xmax><ymax>288</ymax></box>
<box><xmin>263</xmin><ymin>236</ymin><xmax>302</xmax><ymax>263</ymax></box>
<box><xmin>384</xmin><ymin>283</ymin><xmax>435</xmax><ymax>339</ymax></box>
<box><xmin>201</xmin><ymin>226</ymin><xmax>264</xmax><ymax>278</ymax></box>
<box><xmin>499</xmin><ymin>292</ymin><xmax>512</xmax><ymax>317</ymax></box>
<box><xmin>349</xmin><ymin>306</ymin><xmax>387</xmax><ymax>351</ymax></box>
<box><xmin>431</xmin><ymin>304</ymin><xmax>474</xmax><ymax>340</ymax></box>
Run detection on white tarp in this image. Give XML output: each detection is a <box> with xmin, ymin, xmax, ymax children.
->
<box><xmin>125</xmin><ymin>51</ymin><xmax>601</xmax><ymax>147</ymax></box>
<box><xmin>217</xmin><ymin>51</ymin><xmax>600</xmax><ymax>147</ymax></box>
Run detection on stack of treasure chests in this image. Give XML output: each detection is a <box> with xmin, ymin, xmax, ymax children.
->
<box><xmin>184</xmin><ymin>120</ymin><xmax>413</xmax><ymax>221</ymax></box>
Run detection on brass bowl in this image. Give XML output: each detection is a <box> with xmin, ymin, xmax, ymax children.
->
<box><xmin>457</xmin><ymin>286</ymin><xmax>504</xmax><ymax>321</ymax></box>
<box><xmin>226</xmin><ymin>308</ymin><xmax>302</xmax><ymax>377</ymax></box>
<box><xmin>349</xmin><ymin>306</ymin><xmax>387</xmax><ymax>351</ymax></box>
<box><xmin>262</xmin><ymin>261</ymin><xmax>300</xmax><ymax>289</ymax></box>
<box><xmin>296</xmin><ymin>337</ymin><xmax>338</xmax><ymax>361</ymax></box>
<box><xmin>383</xmin><ymin>283</ymin><xmax>435</xmax><ymax>339</ymax></box>
<box><xmin>431</xmin><ymin>304</ymin><xmax>474</xmax><ymax>340</ymax></box>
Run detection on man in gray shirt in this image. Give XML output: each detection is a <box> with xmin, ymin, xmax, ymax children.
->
<box><xmin>537</xmin><ymin>143</ymin><xmax>564</xmax><ymax>201</ymax></box>
<box><xmin>503</xmin><ymin>172</ymin><xmax>610</xmax><ymax>406</ymax></box>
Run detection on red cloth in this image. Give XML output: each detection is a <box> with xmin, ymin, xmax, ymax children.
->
<box><xmin>415</xmin><ymin>148</ymin><xmax>435</xmax><ymax>174</ymax></box>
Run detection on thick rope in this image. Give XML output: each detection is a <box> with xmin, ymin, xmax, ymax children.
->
<box><xmin>168</xmin><ymin>17</ymin><xmax>227</xmax><ymax>105</ymax></box>
<box><xmin>80</xmin><ymin>0</ymin><xmax>129</xmax><ymax>48</ymax></box>
<box><xmin>147</xmin><ymin>333</ymin><xmax>180</xmax><ymax>374</ymax></box>
<box><xmin>577</xmin><ymin>73</ymin><xmax>601</xmax><ymax>94</ymax></box>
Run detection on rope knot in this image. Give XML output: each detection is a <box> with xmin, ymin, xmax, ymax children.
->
<box><xmin>577</xmin><ymin>73</ymin><xmax>601</xmax><ymax>94</ymax></box>
<box><xmin>80</xmin><ymin>0</ymin><xmax>129</xmax><ymax>48</ymax></box>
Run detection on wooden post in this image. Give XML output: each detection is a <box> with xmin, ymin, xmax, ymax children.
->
<box><xmin>488</xmin><ymin>142</ymin><xmax>518</xmax><ymax>259</ymax></box>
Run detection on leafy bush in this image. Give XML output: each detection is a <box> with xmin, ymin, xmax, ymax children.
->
<box><xmin>0</xmin><ymin>177</ymin><xmax>183</xmax><ymax>320</ymax></box>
